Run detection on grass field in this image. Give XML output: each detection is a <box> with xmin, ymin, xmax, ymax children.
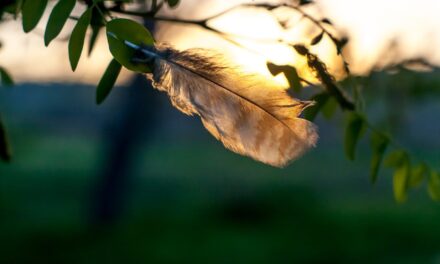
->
<box><xmin>1</xmin><ymin>84</ymin><xmax>439</xmax><ymax>263</ymax></box>
<box><xmin>1</xmin><ymin>131</ymin><xmax>440</xmax><ymax>263</ymax></box>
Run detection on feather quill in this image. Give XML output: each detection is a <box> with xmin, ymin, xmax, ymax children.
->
<box><xmin>124</xmin><ymin>41</ymin><xmax>318</xmax><ymax>167</ymax></box>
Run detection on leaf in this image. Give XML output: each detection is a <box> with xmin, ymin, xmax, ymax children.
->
<box><xmin>369</xmin><ymin>132</ymin><xmax>389</xmax><ymax>184</ymax></box>
<box><xmin>88</xmin><ymin>5</ymin><xmax>107</xmax><ymax>56</ymax></box>
<box><xmin>384</xmin><ymin>150</ymin><xmax>407</xmax><ymax>168</ymax></box>
<box><xmin>293</xmin><ymin>44</ymin><xmax>309</xmax><ymax>56</ymax></box>
<box><xmin>428</xmin><ymin>171</ymin><xmax>440</xmax><ymax>201</ymax></box>
<box><xmin>302</xmin><ymin>92</ymin><xmax>329</xmax><ymax>121</ymax></box>
<box><xmin>0</xmin><ymin>117</ymin><xmax>11</xmax><ymax>162</ymax></box>
<box><xmin>409</xmin><ymin>163</ymin><xmax>428</xmax><ymax>188</ymax></box>
<box><xmin>166</xmin><ymin>0</ymin><xmax>180</xmax><ymax>8</ymax></box>
<box><xmin>284</xmin><ymin>67</ymin><xmax>302</xmax><ymax>93</ymax></box>
<box><xmin>336</xmin><ymin>37</ymin><xmax>349</xmax><ymax>55</ymax></box>
<box><xmin>320</xmin><ymin>96</ymin><xmax>337</xmax><ymax>119</ymax></box>
<box><xmin>299</xmin><ymin>0</ymin><xmax>313</xmax><ymax>5</ymax></box>
<box><xmin>393</xmin><ymin>159</ymin><xmax>410</xmax><ymax>203</ymax></box>
<box><xmin>106</xmin><ymin>18</ymin><xmax>154</xmax><ymax>73</ymax></box>
<box><xmin>88</xmin><ymin>24</ymin><xmax>101</xmax><ymax>56</ymax></box>
<box><xmin>22</xmin><ymin>0</ymin><xmax>48</xmax><ymax>33</ymax></box>
<box><xmin>0</xmin><ymin>67</ymin><xmax>14</xmax><ymax>86</ymax></box>
<box><xmin>68</xmin><ymin>8</ymin><xmax>92</xmax><ymax>71</ymax></box>
<box><xmin>44</xmin><ymin>0</ymin><xmax>76</xmax><ymax>46</ymax></box>
<box><xmin>311</xmin><ymin>32</ymin><xmax>324</xmax><ymax>46</ymax></box>
<box><xmin>15</xmin><ymin>0</ymin><xmax>23</xmax><ymax>17</ymax></box>
<box><xmin>96</xmin><ymin>59</ymin><xmax>122</xmax><ymax>104</ymax></box>
<box><xmin>267</xmin><ymin>62</ymin><xmax>282</xmax><ymax>75</ymax></box>
<box><xmin>321</xmin><ymin>18</ymin><xmax>332</xmax><ymax>25</ymax></box>
<box><xmin>266</xmin><ymin>63</ymin><xmax>302</xmax><ymax>93</ymax></box>
<box><xmin>344</xmin><ymin>112</ymin><xmax>366</xmax><ymax>161</ymax></box>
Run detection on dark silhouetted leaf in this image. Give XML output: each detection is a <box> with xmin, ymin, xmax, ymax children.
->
<box><xmin>44</xmin><ymin>0</ymin><xmax>76</xmax><ymax>46</ymax></box>
<box><xmin>166</xmin><ymin>0</ymin><xmax>180</xmax><ymax>8</ymax></box>
<box><xmin>68</xmin><ymin>8</ymin><xmax>92</xmax><ymax>71</ymax></box>
<box><xmin>299</xmin><ymin>0</ymin><xmax>313</xmax><ymax>5</ymax></box>
<box><xmin>285</xmin><ymin>67</ymin><xmax>302</xmax><ymax>93</ymax></box>
<box><xmin>336</xmin><ymin>37</ymin><xmax>349</xmax><ymax>55</ymax></box>
<box><xmin>409</xmin><ymin>163</ymin><xmax>428</xmax><ymax>188</ymax></box>
<box><xmin>393</xmin><ymin>159</ymin><xmax>410</xmax><ymax>203</ymax></box>
<box><xmin>370</xmin><ymin>132</ymin><xmax>389</xmax><ymax>183</ymax></box>
<box><xmin>96</xmin><ymin>59</ymin><xmax>122</xmax><ymax>104</ymax></box>
<box><xmin>0</xmin><ymin>118</ymin><xmax>11</xmax><ymax>162</ymax></box>
<box><xmin>293</xmin><ymin>44</ymin><xmax>309</xmax><ymax>56</ymax></box>
<box><xmin>22</xmin><ymin>0</ymin><xmax>48</xmax><ymax>33</ymax></box>
<box><xmin>311</xmin><ymin>32</ymin><xmax>324</xmax><ymax>46</ymax></box>
<box><xmin>267</xmin><ymin>62</ymin><xmax>282</xmax><ymax>75</ymax></box>
<box><xmin>428</xmin><ymin>171</ymin><xmax>440</xmax><ymax>201</ymax></box>
<box><xmin>106</xmin><ymin>18</ymin><xmax>154</xmax><ymax>73</ymax></box>
<box><xmin>344</xmin><ymin>112</ymin><xmax>366</xmax><ymax>160</ymax></box>
<box><xmin>302</xmin><ymin>92</ymin><xmax>329</xmax><ymax>121</ymax></box>
<box><xmin>0</xmin><ymin>67</ymin><xmax>14</xmax><ymax>86</ymax></box>
<box><xmin>267</xmin><ymin>63</ymin><xmax>302</xmax><ymax>93</ymax></box>
<box><xmin>321</xmin><ymin>18</ymin><xmax>332</xmax><ymax>25</ymax></box>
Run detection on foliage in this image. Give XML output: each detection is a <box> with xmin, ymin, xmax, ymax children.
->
<box><xmin>0</xmin><ymin>0</ymin><xmax>438</xmax><ymax>202</ymax></box>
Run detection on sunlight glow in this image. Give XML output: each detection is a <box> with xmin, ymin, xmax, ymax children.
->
<box><xmin>157</xmin><ymin>2</ymin><xmax>346</xmax><ymax>88</ymax></box>
<box><xmin>2</xmin><ymin>0</ymin><xmax>440</xmax><ymax>84</ymax></box>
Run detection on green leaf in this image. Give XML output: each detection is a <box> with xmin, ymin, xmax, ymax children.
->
<box><xmin>321</xmin><ymin>97</ymin><xmax>338</xmax><ymax>119</ymax></box>
<box><xmin>0</xmin><ymin>67</ymin><xmax>14</xmax><ymax>86</ymax></box>
<box><xmin>409</xmin><ymin>163</ymin><xmax>429</xmax><ymax>188</ymax></box>
<box><xmin>96</xmin><ymin>59</ymin><xmax>122</xmax><ymax>104</ymax></box>
<box><xmin>302</xmin><ymin>92</ymin><xmax>329</xmax><ymax>121</ymax></box>
<box><xmin>0</xmin><ymin>117</ymin><xmax>11</xmax><ymax>162</ymax></box>
<box><xmin>370</xmin><ymin>132</ymin><xmax>389</xmax><ymax>184</ymax></box>
<box><xmin>22</xmin><ymin>0</ymin><xmax>48</xmax><ymax>33</ymax></box>
<box><xmin>384</xmin><ymin>150</ymin><xmax>407</xmax><ymax>168</ymax></box>
<box><xmin>393</xmin><ymin>159</ymin><xmax>410</xmax><ymax>203</ymax></box>
<box><xmin>428</xmin><ymin>171</ymin><xmax>440</xmax><ymax>201</ymax></box>
<box><xmin>106</xmin><ymin>18</ymin><xmax>154</xmax><ymax>73</ymax></box>
<box><xmin>166</xmin><ymin>0</ymin><xmax>180</xmax><ymax>8</ymax></box>
<box><xmin>88</xmin><ymin>7</ymin><xmax>105</xmax><ymax>56</ymax></box>
<box><xmin>344</xmin><ymin>112</ymin><xmax>366</xmax><ymax>161</ymax></box>
<box><xmin>44</xmin><ymin>0</ymin><xmax>76</xmax><ymax>46</ymax></box>
<box><xmin>16</xmin><ymin>0</ymin><xmax>23</xmax><ymax>17</ymax></box>
<box><xmin>68</xmin><ymin>8</ymin><xmax>92</xmax><ymax>71</ymax></box>
<box><xmin>311</xmin><ymin>32</ymin><xmax>324</xmax><ymax>46</ymax></box>
<box><xmin>88</xmin><ymin>24</ymin><xmax>101</xmax><ymax>56</ymax></box>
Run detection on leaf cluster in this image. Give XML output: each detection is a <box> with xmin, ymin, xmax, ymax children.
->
<box><xmin>0</xmin><ymin>0</ymin><xmax>438</xmax><ymax>203</ymax></box>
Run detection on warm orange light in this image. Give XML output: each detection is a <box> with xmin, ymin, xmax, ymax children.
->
<box><xmin>163</xmin><ymin>4</ymin><xmax>346</xmax><ymax>89</ymax></box>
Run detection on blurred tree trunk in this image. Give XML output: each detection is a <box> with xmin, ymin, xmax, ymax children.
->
<box><xmin>90</xmin><ymin>21</ymin><xmax>158</xmax><ymax>226</ymax></box>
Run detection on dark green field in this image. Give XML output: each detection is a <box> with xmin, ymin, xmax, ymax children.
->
<box><xmin>0</xmin><ymin>82</ymin><xmax>439</xmax><ymax>263</ymax></box>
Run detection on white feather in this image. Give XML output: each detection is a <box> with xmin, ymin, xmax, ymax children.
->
<box><xmin>135</xmin><ymin>44</ymin><xmax>318</xmax><ymax>167</ymax></box>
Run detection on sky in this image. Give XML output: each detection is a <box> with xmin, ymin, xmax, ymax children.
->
<box><xmin>0</xmin><ymin>0</ymin><xmax>439</xmax><ymax>84</ymax></box>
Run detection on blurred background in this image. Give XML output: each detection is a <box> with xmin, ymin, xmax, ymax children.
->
<box><xmin>0</xmin><ymin>0</ymin><xmax>440</xmax><ymax>263</ymax></box>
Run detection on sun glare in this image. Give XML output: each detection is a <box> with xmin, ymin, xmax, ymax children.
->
<box><xmin>4</xmin><ymin>0</ymin><xmax>438</xmax><ymax>85</ymax></box>
<box><xmin>157</xmin><ymin>4</ymin><xmax>336</xmax><ymax>89</ymax></box>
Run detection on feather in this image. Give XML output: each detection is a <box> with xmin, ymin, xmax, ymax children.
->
<box><xmin>127</xmin><ymin>42</ymin><xmax>318</xmax><ymax>167</ymax></box>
